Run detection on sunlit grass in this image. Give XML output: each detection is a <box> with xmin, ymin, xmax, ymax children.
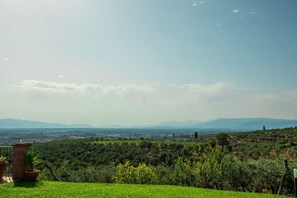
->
<box><xmin>0</xmin><ymin>181</ymin><xmax>285</xmax><ymax>198</ymax></box>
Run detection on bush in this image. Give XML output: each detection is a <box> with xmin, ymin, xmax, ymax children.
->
<box><xmin>113</xmin><ymin>161</ymin><xmax>157</xmax><ymax>184</ymax></box>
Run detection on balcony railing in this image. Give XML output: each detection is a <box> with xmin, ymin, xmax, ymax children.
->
<box><xmin>0</xmin><ymin>146</ymin><xmax>13</xmax><ymax>176</ymax></box>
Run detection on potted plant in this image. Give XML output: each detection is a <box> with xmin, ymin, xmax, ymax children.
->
<box><xmin>23</xmin><ymin>150</ymin><xmax>41</xmax><ymax>181</ymax></box>
<box><xmin>0</xmin><ymin>156</ymin><xmax>8</xmax><ymax>181</ymax></box>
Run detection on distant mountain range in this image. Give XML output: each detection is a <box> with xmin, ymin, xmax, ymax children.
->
<box><xmin>192</xmin><ymin>118</ymin><xmax>297</xmax><ymax>130</ymax></box>
<box><xmin>153</xmin><ymin>120</ymin><xmax>202</xmax><ymax>128</ymax></box>
<box><xmin>0</xmin><ymin>118</ymin><xmax>296</xmax><ymax>130</ymax></box>
<box><xmin>0</xmin><ymin>119</ymin><xmax>92</xmax><ymax>128</ymax></box>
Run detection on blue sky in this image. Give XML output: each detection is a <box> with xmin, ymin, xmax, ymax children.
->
<box><xmin>0</xmin><ymin>0</ymin><xmax>297</xmax><ymax>126</ymax></box>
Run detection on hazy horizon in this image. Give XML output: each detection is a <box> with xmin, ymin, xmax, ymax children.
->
<box><xmin>1</xmin><ymin>0</ymin><xmax>297</xmax><ymax>126</ymax></box>
<box><xmin>1</xmin><ymin>117</ymin><xmax>297</xmax><ymax>129</ymax></box>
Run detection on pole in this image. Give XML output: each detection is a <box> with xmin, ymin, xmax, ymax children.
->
<box><xmin>294</xmin><ymin>169</ymin><xmax>297</xmax><ymax>198</ymax></box>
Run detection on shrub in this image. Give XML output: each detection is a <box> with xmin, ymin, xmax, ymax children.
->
<box><xmin>113</xmin><ymin>161</ymin><xmax>157</xmax><ymax>184</ymax></box>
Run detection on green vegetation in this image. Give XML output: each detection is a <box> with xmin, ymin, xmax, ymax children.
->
<box><xmin>0</xmin><ymin>155</ymin><xmax>7</xmax><ymax>163</ymax></box>
<box><xmin>0</xmin><ymin>181</ymin><xmax>285</xmax><ymax>198</ymax></box>
<box><xmin>24</xmin><ymin>150</ymin><xmax>41</xmax><ymax>171</ymax></box>
<box><xmin>31</xmin><ymin>127</ymin><xmax>297</xmax><ymax>196</ymax></box>
<box><xmin>90</xmin><ymin>139</ymin><xmax>202</xmax><ymax>147</ymax></box>
<box><xmin>230</xmin><ymin>127</ymin><xmax>297</xmax><ymax>160</ymax></box>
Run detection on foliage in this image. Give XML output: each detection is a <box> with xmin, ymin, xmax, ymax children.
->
<box><xmin>0</xmin><ymin>156</ymin><xmax>7</xmax><ymax>163</ymax></box>
<box><xmin>171</xmin><ymin>158</ymin><xmax>194</xmax><ymax>186</ymax></box>
<box><xmin>24</xmin><ymin>150</ymin><xmax>41</xmax><ymax>171</ymax></box>
<box><xmin>215</xmin><ymin>133</ymin><xmax>230</xmax><ymax>149</ymax></box>
<box><xmin>113</xmin><ymin>161</ymin><xmax>157</xmax><ymax>184</ymax></box>
<box><xmin>39</xmin><ymin>161</ymin><xmax>116</xmax><ymax>183</ymax></box>
<box><xmin>220</xmin><ymin>156</ymin><xmax>253</xmax><ymax>192</ymax></box>
<box><xmin>248</xmin><ymin>160</ymin><xmax>283</xmax><ymax>194</ymax></box>
<box><xmin>31</xmin><ymin>127</ymin><xmax>297</xmax><ymax>195</ymax></box>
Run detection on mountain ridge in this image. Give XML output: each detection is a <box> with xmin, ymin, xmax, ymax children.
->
<box><xmin>192</xmin><ymin>118</ymin><xmax>297</xmax><ymax>130</ymax></box>
<box><xmin>0</xmin><ymin>118</ymin><xmax>296</xmax><ymax>130</ymax></box>
<box><xmin>0</xmin><ymin>118</ymin><xmax>92</xmax><ymax>128</ymax></box>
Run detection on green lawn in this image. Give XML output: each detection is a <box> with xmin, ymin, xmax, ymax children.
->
<box><xmin>0</xmin><ymin>181</ymin><xmax>285</xmax><ymax>198</ymax></box>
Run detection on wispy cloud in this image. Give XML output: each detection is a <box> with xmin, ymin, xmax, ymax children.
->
<box><xmin>20</xmin><ymin>80</ymin><xmax>155</xmax><ymax>94</ymax></box>
<box><xmin>11</xmin><ymin>80</ymin><xmax>297</xmax><ymax>124</ymax></box>
<box><xmin>177</xmin><ymin>82</ymin><xmax>233</xmax><ymax>100</ymax></box>
<box><xmin>216</xmin><ymin>22</ymin><xmax>221</xmax><ymax>27</ymax></box>
<box><xmin>193</xmin><ymin>0</ymin><xmax>206</xmax><ymax>7</ymax></box>
<box><xmin>233</xmin><ymin>9</ymin><xmax>240</xmax><ymax>14</ymax></box>
<box><xmin>20</xmin><ymin>80</ymin><xmax>297</xmax><ymax>114</ymax></box>
<box><xmin>249</xmin><ymin>11</ymin><xmax>257</xmax><ymax>15</ymax></box>
<box><xmin>193</xmin><ymin>1</ymin><xmax>197</xmax><ymax>7</ymax></box>
<box><xmin>198</xmin><ymin>1</ymin><xmax>206</xmax><ymax>5</ymax></box>
<box><xmin>18</xmin><ymin>80</ymin><xmax>235</xmax><ymax>102</ymax></box>
<box><xmin>252</xmin><ymin>91</ymin><xmax>297</xmax><ymax>108</ymax></box>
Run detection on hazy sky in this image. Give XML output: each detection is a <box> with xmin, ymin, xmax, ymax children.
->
<box><xmin>1</xmin><ymin>0</ymin><xmax>297</xmax><ymax>126</ymax></box>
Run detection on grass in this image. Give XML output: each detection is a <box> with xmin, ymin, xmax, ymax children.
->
<box><xmin>0</xmin><ymin>181</ymin><xmax>285</xmax><ymax>198</ymax></box>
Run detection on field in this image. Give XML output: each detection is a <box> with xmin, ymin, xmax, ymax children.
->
<box><xmin>0</xmin><ymin>181</ymin><xmax>285</xmax><ymax>198</ymax></box>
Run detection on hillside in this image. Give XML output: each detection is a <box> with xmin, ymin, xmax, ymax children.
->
<box><xmin>28</xmin><ymin>127</ymin><xmax>297</xmax><ymax>196</ymax></box>
<box><xmin>0</xmin><ymin>181</ymin><xmax>284</xmax><ymax>198</ymax></box>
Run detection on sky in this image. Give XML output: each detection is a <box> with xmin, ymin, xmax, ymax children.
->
<box><xmin>0</xmin><ymin>0</ymin><xmax>297</xmax><ymax>126</ymax></box>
